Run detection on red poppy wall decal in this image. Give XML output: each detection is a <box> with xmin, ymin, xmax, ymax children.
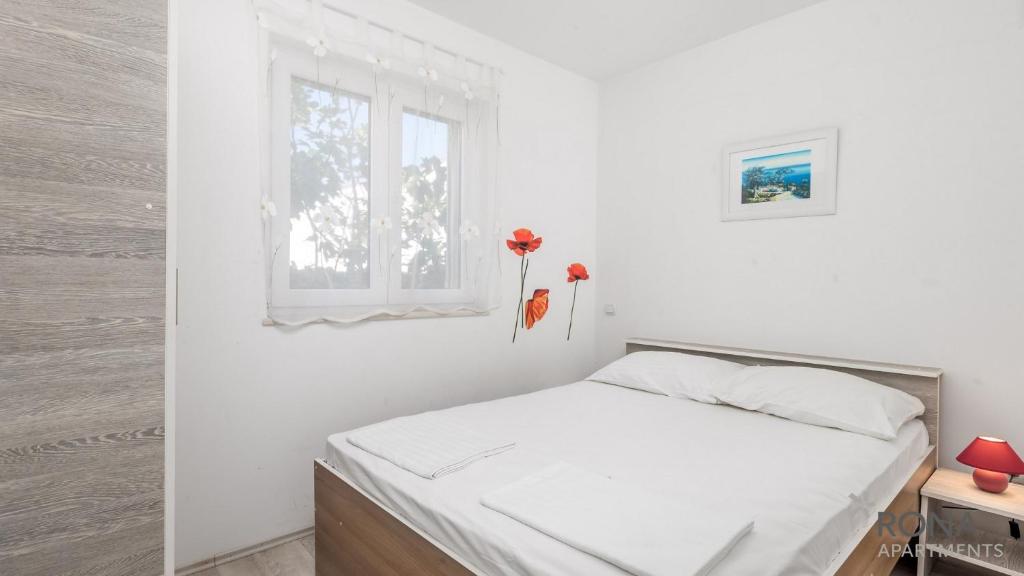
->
<box><xmin>525</xmin><ymin>289</ymin><xmax>550</xmax><ymax>329</ymax></box>
<box><xmin>506</xmin><ymin>228</ymin><xmax>543</xmax><ymax>342</ymax></box>
<box><xmin>566</xmin><ymin>262</ymin><xmax>589</xmax><ymax>341</ymax></box>
<box><xmin>506</xmin><ymin>228</ymin><xmax>543</xmax><ymax>256</ymax></box>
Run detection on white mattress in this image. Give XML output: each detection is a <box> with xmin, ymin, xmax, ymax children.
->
<box><xmin>326</xmin><ymin>381</ymin><xmax>929</xmax><ymax>576</ymax></box>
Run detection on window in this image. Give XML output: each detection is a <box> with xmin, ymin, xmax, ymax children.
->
<box><xmin>289</xmin><ymin>80</ymin><xmax>371</xmax><ymax>290</ymax></box>
<box><xmin>268</xmin><ymin>43</ymin><xmax>477</xmax><ymax>315</ymax></box>
<box><xmin>400</xmin><ymin>109</ymin><xmax>460</xmax><ymax>291</ymax></box>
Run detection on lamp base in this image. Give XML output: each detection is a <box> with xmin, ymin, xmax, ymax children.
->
<box><xmin>973</xmin><ymin>468</ymin><xmax>1010</xmax><ymax>493</ymax></box>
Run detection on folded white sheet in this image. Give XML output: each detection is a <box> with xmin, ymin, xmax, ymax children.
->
<box><xmin>347</xmin><ymin>413</ymin><xmax>515</xmax><ymax>479</ymax></box>
<box><xmin>481</xmin><ymin>462</ymin><xmax>754</xmax><ymax>576</ymax></box>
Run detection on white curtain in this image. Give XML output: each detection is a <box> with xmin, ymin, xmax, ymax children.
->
<box><xmin>254</xmin><ymin>0</ymin><xmax>502</xmax><ymax>325</ymax></box>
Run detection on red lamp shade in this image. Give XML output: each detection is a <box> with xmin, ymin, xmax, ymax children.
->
<box><xmin>956</xmin><ymin>436</ymin><xmax>1024</xmax><ymax>493</ymax></box>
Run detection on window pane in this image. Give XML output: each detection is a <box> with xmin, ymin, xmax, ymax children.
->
<box><xmin>289</xmin><ymin>78</ymin><xmax>371</xmax><ymax>289</ymax></box>
<box><xmin>401</xmin><ymin>110</ymin><xmax>459</xmax><ymax>290</ymax></box>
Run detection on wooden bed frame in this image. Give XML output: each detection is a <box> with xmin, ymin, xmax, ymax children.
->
<box><xmin>314</xmin><ymin>338</ymin><xmax>941</xmax><ymax>576</ymax></box>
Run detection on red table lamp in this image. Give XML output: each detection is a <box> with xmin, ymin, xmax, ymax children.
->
<box><xmin>956</xmin><ymin>436</ymin><xmax>1024</xmax><ymax>493</ymax></box>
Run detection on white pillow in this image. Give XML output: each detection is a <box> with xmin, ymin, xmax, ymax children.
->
<box><xmin>714</xmin><ymin>366</ymin><xmax>925</xmax><ymax>440</ymax></box>
<box><xmin>586</xmin><ymin>351</ymin><xmax>745</xmax><ymax>403</ymax></box>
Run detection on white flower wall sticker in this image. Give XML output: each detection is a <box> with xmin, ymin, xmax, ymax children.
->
<box><xmin>460</xmin><ymin>220</ymin><xmax>481</xmax><ymax>287</ymax></box>
<box><xmin>417</xmin><ymin>65</ymin><xmax>441</xmax><ymax>113</ymax></box>
<box><xmin>365</xmin><ymin>52</ymin><xmax>391</xmax><ymax>70</ymax></box>
<box><xmin>306</xmin><ymin>35</ymin><xmax>328</xmax><ymax>58</ymax></box>
<box><xmin>416</xmin><ymin>213</ymin><xmax>439</xmax><ymax>237</ymax></box>
<box><xmin>261</xmin><ymin>195</ymin><xmax>284</xmax><ymax>314</ymax></box>
<box><xmin>460</xmin><ymin>82</ymin><xmax>476</xmax><ymax>132</ymax></box>
<box><xmin>372</xmin><ymin>216</ymin><xmax>393</xmax><ymax>277</ymax></box>
<box><xmin>311</xmin><ymin>204</ymin><xmax>340</xmax><ymax>229</ymax></box>
<box><xmin>260</xmin><ymin>196</ymin><xmax>278</xmax><ymax>220</ymax></box>
<box><xmin>417</xmin><ymin>66</ymin><xmax>439</xmax><ymax>82</ymax></box>
<box><xmin>459</xmin><ymin>221</ymin><xmax>480</xmax><ymax>239</ymax></box>
<box><xmin>308</xmin><ymin>205</ymin><xmax>341</xmax><ymax>253</ymax></box>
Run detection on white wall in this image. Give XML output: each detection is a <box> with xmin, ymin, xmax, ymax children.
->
<box><xmin>597</xmin><ymin>0</ymin><xmax>1024</xmax><ymax>473</ymax></box>
<box><xmin>175</xmin><ymin>0</ymin><xmax>598</xmax><ymax>566</ymax></box>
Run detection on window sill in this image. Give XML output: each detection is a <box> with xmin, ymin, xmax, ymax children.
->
<box><xmin>261</xmin><ymin>307</ymin><xmax>491</xmax><ymax>327</ymax></box>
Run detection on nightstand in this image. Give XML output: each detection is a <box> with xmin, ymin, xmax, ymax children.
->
<box><xmin>918</xmin><ymin>468</ymin><xmax>1024</xmax><ymax>575</ymax></box>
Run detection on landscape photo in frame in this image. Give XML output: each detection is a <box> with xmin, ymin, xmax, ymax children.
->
<box><xmin>741</xmin><ymin>149</ymin><xmax>812</xmax><ymax>203</ymax></box>
<box><xmin>722</xmin><ymin>128</ymin><xmax>837</xmax><ymax>221</ymax></box>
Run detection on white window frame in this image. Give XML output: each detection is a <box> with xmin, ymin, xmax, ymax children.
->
<box><xmin>269</xmin><ymin>42</ymin><xmax>471</xmax><ymax>310</ymax></box>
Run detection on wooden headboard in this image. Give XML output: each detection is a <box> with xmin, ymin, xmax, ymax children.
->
<box><xmin>625</xmin><ymin>338</ymin><xmax>942</xmax><ymax>451</ymax></box>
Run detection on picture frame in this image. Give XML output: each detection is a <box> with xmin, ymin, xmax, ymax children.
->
<box><xmin>721</xmin><ymin>128</ymin><xmax>838</xmax><ymax>221</ymax></box>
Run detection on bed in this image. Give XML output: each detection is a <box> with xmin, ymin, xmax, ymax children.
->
<box><xmin>313</xmin><ymin>339</ymin><xmax>940</xmax><ymax>576</ymax></box>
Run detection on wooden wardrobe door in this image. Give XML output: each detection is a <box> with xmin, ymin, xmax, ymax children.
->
<box><xmin>0</xmin><ymin>1</ymin><xmax>167</xmax><ymax>575</ymax></box>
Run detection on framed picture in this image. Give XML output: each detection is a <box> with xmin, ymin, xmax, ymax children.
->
<box><xmin>721</xmin><ymin>128</ymin><xmax>838</xmax><ymax>221</ymax></box>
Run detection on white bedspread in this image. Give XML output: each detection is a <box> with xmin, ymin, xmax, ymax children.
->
<box><xmin>481</xmin><ymin>462</ymin><xmax>753</xmax><ymax>576</ymax></box>
<box><xmin>347</xmin><ymin>413</ymin><xmax>514</xmax><ymax>479</ymax></box>
<box><xmin>327</xmin><ymin>381</ymin><xmax>929</xmax><ymax>576</ymax></box>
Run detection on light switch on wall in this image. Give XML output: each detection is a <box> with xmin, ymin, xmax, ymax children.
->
<box><xmin>604</xmin><ymin>304</ymin><xmax>616</xmax><ymax>316</ymax></box>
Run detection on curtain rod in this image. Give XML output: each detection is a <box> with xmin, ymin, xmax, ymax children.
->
<box><xmin>321</xmin><ymin>1</ymin><xmax>500</xmax><ymax>74</ymax></box>
<box><xmin>259</xmin><ymin>0</ymin><xmax>503</xmax><ymax>76</ymax></box>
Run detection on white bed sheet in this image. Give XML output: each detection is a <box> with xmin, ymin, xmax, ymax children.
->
<box><xmin>326</xmin><ymin>381</ymin><xmax>929</xmax><ymax>576</ymax></box>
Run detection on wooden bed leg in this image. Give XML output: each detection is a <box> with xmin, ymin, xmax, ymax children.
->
<box><xmin>917</xmin><ymin>494</ymin><xmax>934</xmax><ymax>576</ymax></box>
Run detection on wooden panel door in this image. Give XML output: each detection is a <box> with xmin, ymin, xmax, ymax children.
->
<box><xmin>0</xmin><ymin>1</ymin><xmax>167</xmax><ymax>575</ymax></box>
